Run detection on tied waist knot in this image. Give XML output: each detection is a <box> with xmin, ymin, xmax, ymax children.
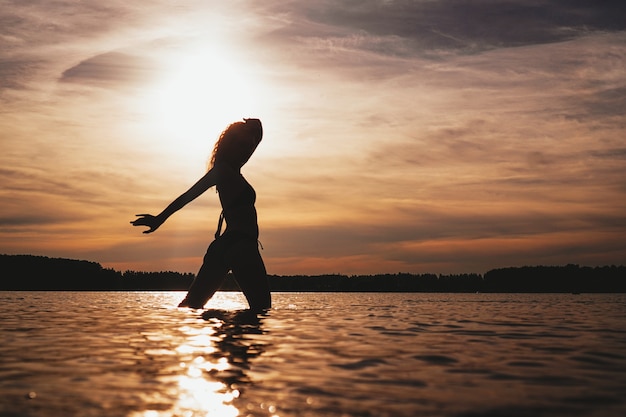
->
<box><xmin>215</xmin><ymin>211</ymin><xmax>225</xmax><ymax>239</ymax></box>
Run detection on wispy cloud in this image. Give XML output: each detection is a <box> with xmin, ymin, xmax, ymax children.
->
<box><xmin>1</xmin><ymin>1</ymin><xmax>625</xmax><ymax>274</ymax></box>
<box><xmin>59</xmin><ymin>51</ymin><xmax>158</xmax><ymax>86</ymax></box>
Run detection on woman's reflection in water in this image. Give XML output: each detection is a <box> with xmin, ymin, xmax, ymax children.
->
<box><xmin>201</xmin><ymin>309</ymin><xmax>268</xmax><ymax>395</ymax></box>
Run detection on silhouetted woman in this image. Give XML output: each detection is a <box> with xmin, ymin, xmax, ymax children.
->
<box><xmin>131</xmin><ymin>118</ymin><xmax>271</xmax><ymax>311</ymax></box>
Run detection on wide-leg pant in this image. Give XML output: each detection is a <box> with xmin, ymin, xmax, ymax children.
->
<box><xmin>180</xmin><ymin>231</ymin><xmax>271</xmax><ymax>311</ymax></box>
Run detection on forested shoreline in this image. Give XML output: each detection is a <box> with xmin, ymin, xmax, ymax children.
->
<box><xmin>1</xmin><ymin>254</ymin><xmax>624</xmax><ymax>293</ymax></box>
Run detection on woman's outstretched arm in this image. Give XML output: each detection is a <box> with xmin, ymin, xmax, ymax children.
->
<box><xmin>131</xmin><ymin>168</ymin><xmax>218</xmax><ymax>234</ymax></box>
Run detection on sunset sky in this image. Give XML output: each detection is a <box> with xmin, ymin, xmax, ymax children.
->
<box><xmin>2</xmin><ymin>1</ymin><xmax>625</xmax><ymax>276</ymax></box>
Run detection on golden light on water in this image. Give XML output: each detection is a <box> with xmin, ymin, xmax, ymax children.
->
<box><xmin>129</xmin><ymin>293</ymin><xmax>256</xmax><ymax>417</ymax></box>
<box><xmin>173</xmin><ymin>360</ymin><xmax>239</xmax><ymax>417</ymax></box>
<box><xmin>175</xmin><ymin>328</ymin><xmax>217</xmax><ymax>356</ymax></box>
<box><xmin>131</xmin><ymin>333</ymin><xmax>241</xmax><ymax>417</ymax></box>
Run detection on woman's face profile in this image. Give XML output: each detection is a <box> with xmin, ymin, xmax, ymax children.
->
<box><xmin>244</xmin><ymin>118</ymin><xmax>263</xmax><ymax>144</ymax></box>
<box><xmin>231</xmin><ymin>124</ymin><xmax>262</xmax><ymax>167</ymax></box>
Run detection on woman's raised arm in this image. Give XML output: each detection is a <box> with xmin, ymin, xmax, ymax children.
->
<box><xmin>131</xmin><ymin>168</ymin><xmax>218</xmax><ymax>234</ymax></box>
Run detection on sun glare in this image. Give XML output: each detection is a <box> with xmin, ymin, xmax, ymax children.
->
<box><xmin>147</xmin><ymin>47</ymin><xmax>262</xmax><ymax>157</ymax></box>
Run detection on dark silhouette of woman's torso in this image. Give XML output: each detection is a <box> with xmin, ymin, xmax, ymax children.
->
<box><xmin>215</xmin><ymin>162</ymin><xmax>259</xmax><ymax>239</ymax></box>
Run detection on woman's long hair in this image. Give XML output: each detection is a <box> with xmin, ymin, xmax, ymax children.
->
<box><xmin>209</xmin><ymin>119</ymin><xmax>262</xmax><ymax>169</ymax></box>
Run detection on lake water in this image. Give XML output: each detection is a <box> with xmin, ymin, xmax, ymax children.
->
<box><xmin>1</xmin><ymin>291</ymin><xmax>625</xmax><ymax>417</ymax></box>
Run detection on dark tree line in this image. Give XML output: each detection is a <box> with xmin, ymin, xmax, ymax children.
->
<box><xmin>1</xmin><ymin>254</ymin><xmax>624</xmax><ymax>292</ymax></box>
<box><xmin>0</xmin><ymin>255</ymin><xmax>194</xmax><ymax>291</ymax></box>
<box><xmin>483</xmin><ymin>265</ymin><xmax>625</xmax><ymax>293</ymax></box>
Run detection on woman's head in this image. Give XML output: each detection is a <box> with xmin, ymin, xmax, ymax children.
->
<box><xmin>210</xmin><ymin>118</ymin><xmax>263</xmax><ymax>168</ymax></box>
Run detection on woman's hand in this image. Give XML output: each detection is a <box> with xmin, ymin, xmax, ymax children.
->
<box><xmin>131</xmin><ymin>214</ymin><xmax>163</xmax><ymax>234</ymax></box>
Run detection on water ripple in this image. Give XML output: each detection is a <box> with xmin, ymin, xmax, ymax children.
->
<box><xmin>1</xmin><ymin>292</ymin><xmax>625</xmax><ymax>417</ymax></box>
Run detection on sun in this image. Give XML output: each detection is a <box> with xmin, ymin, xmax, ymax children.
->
<box><xmin>148</xmin><ymin>47</ymin><xmax>262</xmax><ymax>157</ymax></box>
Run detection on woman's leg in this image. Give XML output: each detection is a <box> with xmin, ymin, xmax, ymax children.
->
<box><xmin>179</xmin><ymin>240</ymin><xmax>230</xmax><ymax>308</ymax></box>
<box><xmin>230</xmin><ymin>239</ymin><xmax>271</xmax><ymax>311</ymax></box>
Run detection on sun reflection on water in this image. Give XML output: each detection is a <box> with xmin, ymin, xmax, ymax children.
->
<box><xmin>130</xmin><ymin>336</ymin><xmax>240</xmax><ymax>417</ymax></box>
<box><xmin>130</xmin><ymin>293</ymin><xmax>268</xmax><ymax>417</ymax></box>
<box><xmin>173</xmin><ymin>363</ymin><xmax>239</xmax><ymax>417</ymax></box>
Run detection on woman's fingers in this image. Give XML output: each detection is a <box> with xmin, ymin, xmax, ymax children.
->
<box><xmin>131</xmin><ymin>214</ymin><xmax>158</xmax><ymax>233</ymax></box>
